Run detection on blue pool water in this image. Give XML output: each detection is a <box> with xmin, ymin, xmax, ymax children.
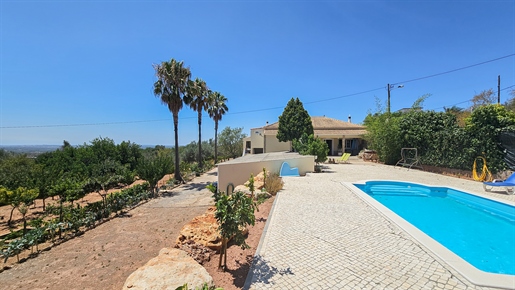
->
<box><xmin>355</xmin><ymin>181</ymin><xmax>515</xmax><ymax>275</ymax></box>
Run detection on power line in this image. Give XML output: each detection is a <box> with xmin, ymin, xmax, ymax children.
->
<box><xmin>430</xmin><ymin>85</ymin><xmax>515</xmax><ymax>111</ymax></box>
<box><xmin>392</xmin><ymin>53</ymin><xmax>515</xmax><ymax>85</ymax></box>
<box><xmin>0</xmin><ymin>119</ymin><xmax>171</xmax><ymax>129</ymax></box>
<box><xmin>2</xmin><ymin>54</ymin><xmax>514</xmax><ymax>129</ymax></box>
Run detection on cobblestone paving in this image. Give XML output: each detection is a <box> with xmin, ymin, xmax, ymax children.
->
<box><xmin>245</xmin><ymin>160</ymin><xmax>515</xmax><ymax>289</ymax></box>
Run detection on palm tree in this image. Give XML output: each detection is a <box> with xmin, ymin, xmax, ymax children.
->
<box><xmin>153</xmin><ymin>59</ymin><xmax>191</xmax><ymax>183</ymax></box>
<box><xmin>207</xmin><ymin>91</ymin><xmax>228</xmax><ymax>164</ymax></box>
<box><xmin>185</xmin><ymin>78</ymin><xmax>209</xmax><ymax>169</ymax></box>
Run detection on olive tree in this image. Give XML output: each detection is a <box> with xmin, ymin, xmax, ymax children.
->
<box><xmin>218</xmin><ymin>127</ymin><xmax>247</xmax><ymax>159</ymax></box>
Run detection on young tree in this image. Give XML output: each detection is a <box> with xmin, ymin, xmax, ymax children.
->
<box><xmin>137</xmin><ymin>152</ymin><xmax>173</xmax><ymax>197</ymax></box>
<box><xmin>0</xmin><ymin>186</ymin><xmax>38</xmax><ymax>226</ymax></box>
<box><xmin>277</xmin><ymin>98</ymin><xmax>314</xmax><ymax>149</ymax></box>
<box><xmin>89</xmin><ymin>158</ymin><xmax>124</xmax><ymax>207</ymax></box>
<box><xmin>215</xmin><ymin>191</ymin><xmax>256</xmax><ymax>271</ymax></box>
<box><xmin>153</xmin><ymin>59</ymin><xmax>191</xmax><ymax>183</ymax></box>
<box><xmin>207</xmin><ymin>91</ymin><xmax>228</xmax><ymax>164</ymax></box>
<box><xmin>185</xmin><ymin>78</ymin><xmax>209</xmax><ymax>169</ymax></box>
<box><xmin>218</xmin><ymin>127</ymin><xmax>247</xmax><ymax>159</ymax></box>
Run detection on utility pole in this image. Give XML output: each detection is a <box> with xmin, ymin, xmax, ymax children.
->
<box><xmin>498</xmin><ymin>75</ymin><xmax>501</xmax><ymax>104</ymax></box>
<box><xmin>387</xmin><ymin>83</ymin><xmax>391</xmax><ymax>113</ymax></box>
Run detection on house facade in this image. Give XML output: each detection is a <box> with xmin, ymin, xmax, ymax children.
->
<box><xmin>243</xmin><ymin>116</ymin><xmax>367</xmax><ymax>156</ymax></box>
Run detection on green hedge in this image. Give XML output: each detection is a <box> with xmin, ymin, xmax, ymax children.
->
<box><xmin>364</xmin><ymin>104</ymin><xmax>515</xmax><ymax>173</ymax></box>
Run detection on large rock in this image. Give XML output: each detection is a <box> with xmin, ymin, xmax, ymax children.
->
<box><xmin>234</xmin><ymin>185</ymin><xmax>252</xmax><ymax>196</ymax></box>
<box><xmin>243</xmin><ymin>171</ymin><xmax>269</xmax><ymax>190</ymax></box>
<box><xmin>176</xmin><ymin>207</ymin><xmax>249</xmax><ymax>254</ymax></box>
<box><xmin>176</xmin><ymin>207</ymin><xmax>222</xmax><ymax>250</ymax></box>
<box><xmin>122</xmin><ymin>248</ymin><xmax>213</xmax><ymax>290</ymax></box>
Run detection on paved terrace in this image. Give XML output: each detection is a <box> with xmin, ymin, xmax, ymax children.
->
<box><xmin>245</xmin><ymin>158</ymin><xmax>515</xmax><ymax>289</ymax></box>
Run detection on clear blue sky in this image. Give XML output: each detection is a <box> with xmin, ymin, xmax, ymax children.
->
<box><xmin>1</xmin><ymin>0</ymin><xmax>514</xmax><ymax>146</ymax></box>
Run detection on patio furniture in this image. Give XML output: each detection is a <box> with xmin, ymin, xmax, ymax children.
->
<box><xmin>483</xmin><ymin>172</ymin><xmax>515</xmax><ymax>194</ymax></box>
<box><xmin>362</xmin><ymin>149</ymin><xmax>378</xmax><ymax>162</ymax></box>
<box><xmin>395</xmin><ymin>148</ymin><xmax>422</xmax><ymax>170</ymax></box>
<box><xmin>280</xmin><ymin>162</ymin><xmax>300</xmax><ymax>177</ymax></box>
<box><xmin>338</xmin><ymin>153</ymin><xmax>351</xmax><ymax>164</ymax></box>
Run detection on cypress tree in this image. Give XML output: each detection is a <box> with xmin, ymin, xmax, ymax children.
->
<box><xmin>277</xmin><ymin>98</ymin><xmax>314</xmax><ymax>147</ymax></box>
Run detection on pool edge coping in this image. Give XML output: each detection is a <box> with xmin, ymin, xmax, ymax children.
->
<box><xmin>343</xmin><ymin>180</ymin><xmax>515</xmax><ymax>290</ymax></box>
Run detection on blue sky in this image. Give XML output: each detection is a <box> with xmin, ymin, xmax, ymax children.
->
<box><xmin>1</xmin><ymin>0</ymin><xmax>514</xmax><ymax>146</ymax></box>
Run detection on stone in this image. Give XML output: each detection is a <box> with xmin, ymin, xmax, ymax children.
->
<box><xmin>234</xmin><ymin>185</ymin><xmax>252</xmax><ymax>196</ymax></box>
<box><xmin>175</xmin><ymin>240</ymin><xmax>214</xmax><ymax>265</ymax></box>
<box><xmin>176</xmin><ymin>207</ymin><xmax>249</xmax><ymax>255</ymax></box>
<box><xmin>122</xmin><ymin>248</ymin><xmax>213</xmax><ymax>290</ymax></box>
<box><xmin>176</xmin><ymin>207</ymin><xmax>222</xmax><ymax>251</ymax></box>
<box><xmin>243</xmin><ymin>171</ymin><xmax>269</xmax><ymax>190</ymax></box>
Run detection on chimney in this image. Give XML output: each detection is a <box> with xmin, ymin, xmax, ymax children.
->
<box><xmin>348</xmin><ymin>115</ymin><xmax>351</xmax><ymax>123</ymax></box>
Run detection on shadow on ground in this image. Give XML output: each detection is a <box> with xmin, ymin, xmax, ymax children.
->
<box><xmin>181</xmin><ymin>181</ymin><xmax>210</xmax><ymax>192</ymax></box>
<box><xmin>244</xmin><ymin>255</ymin><xmax>294</xmax><ymax>288</ymax></box>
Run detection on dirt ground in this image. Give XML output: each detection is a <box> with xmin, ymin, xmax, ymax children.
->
<box><xmin>0</xmin><ymin>169</ymin><xmax>274</xmax><ymax>290</ymax></box>
<box><xmin>204</xmin><ymin>197</ymin><xmax>273</xmax><ymax>290</ymax></box>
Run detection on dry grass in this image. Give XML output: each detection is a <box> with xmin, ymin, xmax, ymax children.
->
<box><xmin>265</xmin><ymin>173</ymin><xmax>284</xmax><ymax>195</ymax></box>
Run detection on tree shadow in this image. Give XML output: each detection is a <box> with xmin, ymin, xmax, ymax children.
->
<box><xmin>159</xmin><ymin>191</ymin><xmax>177</xmax><ymax>198</ymax></box>
<box><xmin>227</xmin><ymin>254</ymin><xmax>253</xmax><ymax>288</ymax></box>
<box><xmin>256</xmin><ymin>217</ymin><xmax>267</xmax><ymax>223</ymax></box>
<box><xmin>243</xmin><ymin>255</ymin><xmax>294</xmax><ymax>288</ymax></box>
<box><xmin>181</xmin><ymin>181</ymin><xmax>210</xmax><ymax>192</ymax></box>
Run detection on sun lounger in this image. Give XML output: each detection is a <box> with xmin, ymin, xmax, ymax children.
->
<box><xmin>395</xmin><ymin>148</ymin><xmax>422</xmax><ymax>170</ymax></box>
<box><xmin>483</xmin><ymin>172</ymin><xmax>515</xmax><ymax>194</ymax></box>
<box><xmin>280</xmin><ymin>162</ymin><xmax>300</xmax><ymax>177</ymax></box>
<box><xmin>338</xmin><ymin>153</ymin><xmax>351</xmax><ymax>164</ymax></box>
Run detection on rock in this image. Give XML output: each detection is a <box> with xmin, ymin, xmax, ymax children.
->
<box><xmin>234</xmin><ymin>185</ymin><xmax>252</xmax><ymax>196</ymax></box>
<box><xmin>242</xmin><ymin>170</ymin><xmax>270</xmax><ymax>191</ymax></box>
<box><xmin>122</xmin><ymin>248</ymin><xmax>213</xmax><ymax>290</ymax></box>
<box><xmin>176</xmin><ymin>207</ymin><xmax>222</xmax><ymax>251</ymax></box>
<box><xmin>176</xmin><ymin>207</ymin><xmax>249</xmax><ymax>256</ymax></box>
<box><xmin>175</xmin><ymin>240</ymin><xmax>215</xmax><ymax>265</ymax></box>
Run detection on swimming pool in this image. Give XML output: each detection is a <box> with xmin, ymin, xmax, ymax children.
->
<box><xmin>348</xmin><ymin>180</ymin><xmax>515</xmax><ymax>289</ymax></box>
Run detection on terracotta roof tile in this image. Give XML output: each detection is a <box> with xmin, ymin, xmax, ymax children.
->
<box><xmin>259</xmin><ymin>116</ymin><xmax>366</xmax><ymax>137</ymax></box>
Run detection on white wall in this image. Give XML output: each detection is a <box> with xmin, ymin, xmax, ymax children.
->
<box><xmin>217</xmin><ymin>155</ymin><xmax>314</xmax><ymax>194</ymax></box>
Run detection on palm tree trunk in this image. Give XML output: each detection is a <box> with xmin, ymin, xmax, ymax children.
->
<box><xmin>214</xmin><ymin>121</ymin><xmax>219</xmax><ymax>164</ymax></box>
<box><xmin>198</xmin><ymin>109</ymin><xmax>202</xmax><ymax>169</ymax></box>
<box><xmin>173</xmin><ymin>112</ymin><xmax>183</xmax><ymax>183</ymax></box>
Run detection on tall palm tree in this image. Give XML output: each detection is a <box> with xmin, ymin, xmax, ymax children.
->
<box><xmin>207</xmin><ymin>91</ymin><xmax>228</xmax><ymax>164</ymax></box>
<box><xmin>184</xmin><ymin>78</ymin><xmax>209</xmax><ymax>169</ymax></box>
<box><xmin>153</xmin><ymin>59</ymin><xmax>191</xmax><ymax>183</ymax></box>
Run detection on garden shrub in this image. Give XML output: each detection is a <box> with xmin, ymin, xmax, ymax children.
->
<box><xmin>364</xmin><ymin>104</ymin><xmax>515</xmax><ymax>172</ymax></box>
<box><xmin>264</xmin><ymin>172</ymin><xmax>283</xmax><ymax>196</ymax></box>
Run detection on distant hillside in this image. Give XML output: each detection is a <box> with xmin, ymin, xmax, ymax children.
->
<box><xmin>0</xmin><ymin>144</ymin><xmax>171</xmax><ymax>157</ymax></box>
<box><xmin>0</xmin><ymin>145</ymin><xmax>61</xmax><ymax>157</ymax></box>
